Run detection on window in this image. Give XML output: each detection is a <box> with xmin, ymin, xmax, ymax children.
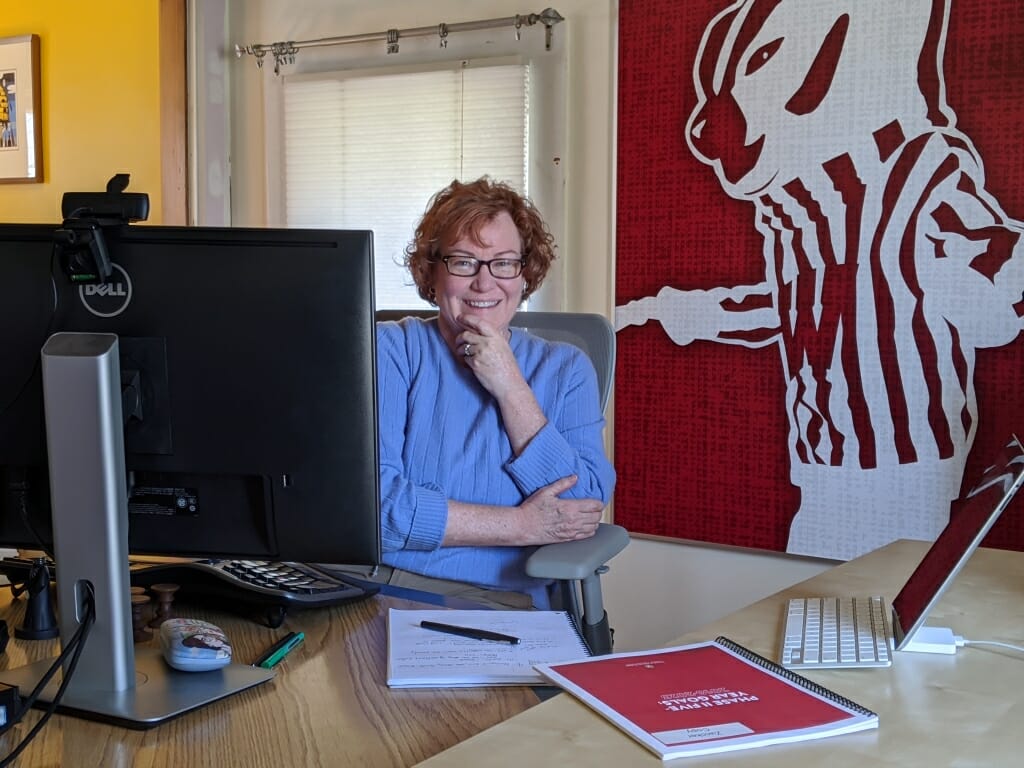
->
<box><xmin>282</xmin><ymin>62</ymin><xmax>529</xmax><ymax>309</ymax></box>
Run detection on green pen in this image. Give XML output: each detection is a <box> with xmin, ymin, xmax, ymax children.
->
<box><xmin>255</xmin><ymin>631</ymin><xmax>305</xmax><ymax>669</ymax></box>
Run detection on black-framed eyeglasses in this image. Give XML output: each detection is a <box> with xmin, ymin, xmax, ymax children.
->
<box><xmin>442</xmin><ymin>255</ymin><xmax>524</xmax><ymax>279</ymax></box>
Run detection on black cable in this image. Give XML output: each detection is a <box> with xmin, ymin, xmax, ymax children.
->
<box><xmin>0</xmin><ymin>584</ymin><xmax>93</xmax><ymax>759</ymax></box>
<box><xmin>15</xmin><ymin>583</ymin><xmax>92</xmax><ymax>713</ymax></box>
<box><xmin>0</xmin><ymin>582</ymin><xmax>95</xmax><ymax>767</ymax></box>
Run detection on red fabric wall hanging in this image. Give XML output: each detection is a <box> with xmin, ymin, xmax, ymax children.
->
<box><xmin>614</xmin><ymin>0</ymin><xmax>1024</xmax><ymax>558</ymax></box>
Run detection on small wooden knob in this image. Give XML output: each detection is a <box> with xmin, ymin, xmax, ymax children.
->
<box><xmin>148</xmin><ymin>583</ymin><xmax>180</xmax><ymax>628</ymax></box>
<box><xmin>131</xmin><ymin>594</ymin><xmax>153</xmax><ymax>643</ymax></box>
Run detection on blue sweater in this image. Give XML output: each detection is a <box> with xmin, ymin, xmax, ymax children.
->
<box><xmin>376</xmin><ymin>316</ymin><xmax>616</xmax><ymax>607</ymax></box>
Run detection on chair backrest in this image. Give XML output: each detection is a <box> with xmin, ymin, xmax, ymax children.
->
<box><xmin>375</xmin><ymin>310</ymin><xmax>616</xmax><ymax>414</ymax></box>
<box><xmin>508</xmin><ymin>311</ymin><xmax>615</xmax><ymax>415</ymax></box>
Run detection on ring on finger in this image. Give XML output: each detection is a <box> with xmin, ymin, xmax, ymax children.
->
<box><xmin>463</xmin><ymin>343</ymin><xmax>474</xmax><ymax>357</ymax></box>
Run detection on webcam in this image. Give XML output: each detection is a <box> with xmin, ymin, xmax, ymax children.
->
<box><xmin>61</xmin><ymin>173</ymin><xmax>149</xmax><ymax>224</ymax></box>
<box><xmin>53</xmin><ymin>174</ymin><xmax>149</xmax><ymax>285</ymax></box>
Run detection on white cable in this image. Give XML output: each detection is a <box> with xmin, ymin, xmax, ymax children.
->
<box><xmin>956</xmin><ymin>636</ymin><xmax>1024</xmax><ymax>654</ymax></box>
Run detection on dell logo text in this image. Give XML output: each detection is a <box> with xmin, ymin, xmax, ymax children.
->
<box><xmin>83</xmin><ymin>282</ymin><xmax>128</xmax><ymax>298</ymax></box>
<box><xmin>78</xmin><ymin>262</ymin><xmax>133</xmax><ymax>317</ymax></box>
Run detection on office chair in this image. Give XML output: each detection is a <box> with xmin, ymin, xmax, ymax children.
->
<box><xmin>376</xmin><ymin>308</ymin><xmax>629</xmax><ymax>655</ymax></box>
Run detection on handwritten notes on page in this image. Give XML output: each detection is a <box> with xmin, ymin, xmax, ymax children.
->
<box><xmin>386</xmin><ymin>608</ymin><xmax>591</xmax><ymax>688</ymax></box>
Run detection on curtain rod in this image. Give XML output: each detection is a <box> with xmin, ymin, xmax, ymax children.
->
<box><xmin>235</xmin><ymin>7</ymin><xmax>565</xmax><ymax>75</ymax></box>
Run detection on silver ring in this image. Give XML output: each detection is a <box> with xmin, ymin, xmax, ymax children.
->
<box><xmin>463</xmin><ymin>343</ymin><xmax>473</xmax><ymax>357</ymax></box>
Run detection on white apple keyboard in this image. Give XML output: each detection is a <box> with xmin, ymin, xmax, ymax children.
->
<box><xmin>780</xmin><ymin>596</ymin><xmax>893</xmax><ymax>669</ymax></box>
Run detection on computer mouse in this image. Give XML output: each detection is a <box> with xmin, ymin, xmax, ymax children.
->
<box><xmin>159</xmin><ymin>618</ymin><xmax>232</xmax><ymax>672</ymax></box>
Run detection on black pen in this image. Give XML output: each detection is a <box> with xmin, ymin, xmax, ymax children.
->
<box><xmin>253</xmin><ymin>631</ymin><xmax>305</xmax><ymax>668</ymax></box>
<box><xmin>420</xmin><ymin>620</ymin><xmax>521</xmax><ymax>645</ymax></box>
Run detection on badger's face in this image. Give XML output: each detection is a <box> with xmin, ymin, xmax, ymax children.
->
<box><xmin>686</xmin><ymin>0</ymin><xmax>946</xmax><ymax>197</ymax></box>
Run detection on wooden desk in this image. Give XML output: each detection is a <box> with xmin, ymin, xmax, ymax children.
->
<box><xmin>419</xmin><ymin>540</ymin><xmax>1024</xmax><ymax>767</ymax></box>
<box><xmin>0</xmin><ymin>588</ymin><xmax>539</xmax><ymax>767</ymax></box>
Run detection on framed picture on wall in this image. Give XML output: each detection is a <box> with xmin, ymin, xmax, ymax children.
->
<box><xmin>0</xmin><ymin>34</ymin><xmax>42</xmax><ymax>184</ymax></box>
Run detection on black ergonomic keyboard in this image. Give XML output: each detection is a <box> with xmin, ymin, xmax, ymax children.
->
<box><xmin>0</xmin><ymin>556</ymin><xmax>379</xmax><ymax>628</ymax></box>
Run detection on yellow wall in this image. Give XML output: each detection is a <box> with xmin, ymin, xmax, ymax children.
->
<box><xmin>0</xmin><ymin>1</ymin><xmax>163</xmax><ymax>223</ymax></box>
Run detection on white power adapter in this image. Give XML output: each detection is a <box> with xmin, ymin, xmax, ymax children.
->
<box><xmin>899</xmin><ymin>626</ymin><xmax>959</xmax><ymax>655</ymax></box>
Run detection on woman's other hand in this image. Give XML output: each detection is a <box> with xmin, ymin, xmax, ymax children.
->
<box><xmin>443</xmin><ymin>476</ymin><xmax>605</xmax><ymax>547</ymax></box>
<box><xmin>518</xmin><ymin>475</ymin><xmax>604</xmax><ymax>545</ymax></box>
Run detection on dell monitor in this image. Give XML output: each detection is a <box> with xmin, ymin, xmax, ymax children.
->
<box><xmin>0</xmin><ymin>221</ymin><xmax>380</xmax><ymax>727</ymax></box>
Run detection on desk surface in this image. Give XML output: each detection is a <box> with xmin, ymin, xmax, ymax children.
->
<box><xmin>420</xmin><ymin>539</ymin><xmax>1024</xmax><ymax>767</ymax></box>
<box><xmin>0</xmin><ymin>587</ymin><xmax>539</xmax><ymax>767</ymax></box>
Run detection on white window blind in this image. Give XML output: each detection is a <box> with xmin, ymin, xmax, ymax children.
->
<box><xmin>283</xmin><ymin>63</ymin><xmax>529</xmax><ymax>309</ymax></box>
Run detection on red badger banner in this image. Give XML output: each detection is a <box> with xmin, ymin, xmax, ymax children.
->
<box><xmin>614</xmin><ymin>0</ymin><xmax>1024</xmax><ymax>559</ymax></box>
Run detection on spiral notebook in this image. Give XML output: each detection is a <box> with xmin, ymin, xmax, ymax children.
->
<box><xmin>535</xmin><ymin>636</ymin><xmax>877</xmax><ymax>760</ymax></box>
<box><xmin>386</xmin><ymin>608</ymin><xmax>590</xmax><ymax>688</ymax></box>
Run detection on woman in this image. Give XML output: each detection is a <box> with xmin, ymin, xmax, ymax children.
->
<box><xmin>375</xmin><ymin>177</ymin><xmax>616</xmax><ymax>609</ymax></box>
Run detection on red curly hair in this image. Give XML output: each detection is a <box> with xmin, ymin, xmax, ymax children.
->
<box><xmin>404</xmin><ymin>177</ymin><xmax>557</xmax><ymax>304</ymax></box>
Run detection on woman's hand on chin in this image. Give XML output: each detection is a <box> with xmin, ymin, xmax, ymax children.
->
<box><xmin>455</xmin><ymin>314</ymin><xmax>520</xmax><ymax>398</ymax></box>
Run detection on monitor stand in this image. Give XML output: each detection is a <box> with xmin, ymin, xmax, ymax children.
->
<box><xmin>0</xmin><ymin>332</ymin><xmax>272</xmax><ymax>729</ymax></box>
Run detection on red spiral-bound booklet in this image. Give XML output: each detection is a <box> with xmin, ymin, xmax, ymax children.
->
<box><xmin>534</xmin><ymin>637</ymin><xmax>878</xmax><ymax>760</ymax></box>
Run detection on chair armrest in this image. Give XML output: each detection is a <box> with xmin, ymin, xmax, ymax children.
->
<box><xmin>525</xmin><ymin>523</ymin><xmax>629</xmax><ymax>581</ymax></box>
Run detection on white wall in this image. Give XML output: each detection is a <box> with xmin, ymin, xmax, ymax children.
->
<box><xmin>213</xmin><ymin>0</ymin><xmax>842</xmax><ymax>646</ymax></box>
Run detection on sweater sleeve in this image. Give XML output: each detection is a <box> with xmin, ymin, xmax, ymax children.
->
<box><xmin>505</xmin><ymin>344</ymin><xmax>616</xmax><ymax>503</ymax></box>
<box><xmin>376</xmin><ymin>323</ymin><xmax>448</xmax><ymax>552</ymax></box>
